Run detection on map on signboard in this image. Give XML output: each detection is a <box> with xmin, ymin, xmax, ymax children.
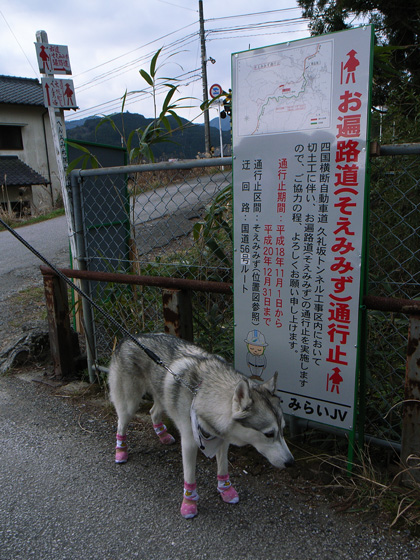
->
<box><xmin>236</xmin><ymin>40</ymin><xmax>333</xmax><ymax>136</ymax></box>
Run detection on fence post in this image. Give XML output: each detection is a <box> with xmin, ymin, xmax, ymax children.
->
<box><xmin>71</xmin><ymin>171</ymin><xmax>96</xmax><ymax>383</ymax></box>
<box><xmin>41</xmin><ymin>268</ymin><xmax>76</xmax><ymax>379</ymax></box>
<box><xmin>162</xmin><ymin>289</ymin><xmax>194</xmax><ymax>342</ymax></box>
<box><xmin>401</xmin><ymin>315</ymin><xmax>420</xmax><ymax>484</ymax></box>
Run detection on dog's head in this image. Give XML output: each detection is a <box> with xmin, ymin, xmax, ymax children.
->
<box><xmin>229</xmin><ymin>373</ymin><xmax>294</xmax><ymax>469</ymax></box>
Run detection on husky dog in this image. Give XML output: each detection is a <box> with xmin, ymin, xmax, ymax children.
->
<box><xmin>108</xmin><ymin>333</ymin><xmax>294</xmax><ymax>518</ymax></box>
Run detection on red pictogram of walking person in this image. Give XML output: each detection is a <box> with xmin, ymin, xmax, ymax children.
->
<box><xmin>39</xmin><ymin>45</ymin><xmax>51</xmax><ymax>72</ymax></box>
<box><xmin>341</xmin><ymin>49</ymin><xmax>360</xmax><ymax>84</ymax></box>
<box><xmin>327</xmin><ymin>367</ymin><xmax>344</xmax><ymax>394</ymax></box>
<box><xmin>64</xmin><ymin>83</ymin><xmax>74</xmax><ymax>106</ymax></box>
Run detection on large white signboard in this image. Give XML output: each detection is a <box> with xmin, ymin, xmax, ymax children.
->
<box><xmin>232</xmin><ymin>26</ymin><xmax>374</xmax><ymax>431</ymax></box>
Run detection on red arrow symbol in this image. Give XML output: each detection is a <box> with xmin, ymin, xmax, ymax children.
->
<box><xmin>45</xmin><ymin>83</ymin><xmax>51</xmax><ymax>106</ymax></box>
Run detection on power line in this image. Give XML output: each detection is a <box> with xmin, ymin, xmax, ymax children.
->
<box><xmin>0</xmin><ymin>9</ymin><xmax>38</xmax><ymax>78</ymax></box>
<box><xmin>206</xmin><ymin>28</ymin><xmax>308</xmax><ymax>43</ymax></box>
<box><xmin>67</xmin><ymin>9</ymin><xmax>310</xmax><ymax>121</ymax></box>
<box><xmin>75</xmin><ymin>16</ymin><xmax>308</xmax><ymax>94</ymax></box>
<box><xmin>67</xmin><ymin>68</ymin><xmax>201</xmax><ymax>120</ymax></box>
<box><xmin>155</xmin><ymin>0</ymin><xmax>198</xmax><ymax>12</ymax></box>
<box><xmin>72</xmin><ymin>10</ymin><xmax>308</xmax><ymax>89</ymax></box>
<box><xmin>206</xmin><ymin>7</ymin><xmax>303</xmax><ymax>22</ymax></box>
<box><xmin>72</xmin><ymin>21</ymin><xmax>198</xmax><ymax>79</ymax></box>
<box><xmin>76</xmin><ymin>33</ymin><xmax>199</xmax><ymax>92</ymax></box>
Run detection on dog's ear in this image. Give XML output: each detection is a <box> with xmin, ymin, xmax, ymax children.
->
<box><xmin>232</xmin><ymin>379</ymin><xmax>253</xmax><ymax>418</ymax></box>
<box><xmin>261</xmin><ymin>372</ymin><xmax>278</xmax><ymax>395</ymax></box>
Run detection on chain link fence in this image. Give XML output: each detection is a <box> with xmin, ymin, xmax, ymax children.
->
<box><xmin>70</xmin><ymin>158</ymin><xmax>234</xmax><ymax>365</ymax></box>
<box><xmin>70</xmin><ymin>147</ymin><xmax>420</xmax><ymax>445</ymax></box>
<box><xmin>365</xmin><ymin>146</ymin><xmax>420</xmax><ymax>443</ymax></box>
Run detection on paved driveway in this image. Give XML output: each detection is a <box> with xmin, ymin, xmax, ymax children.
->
<box><xmin>0</xmin><ymin>216</ymin><xmax>70</xmax><ymax>301</ymax></box>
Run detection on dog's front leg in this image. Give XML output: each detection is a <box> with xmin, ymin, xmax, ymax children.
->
<box><xmin>215</xmin><ymin>441</ymin><xmax>239</xmax><ymax>504</ymax></box>
<box><xmin>149</xmin><ymin>401</ymin><xmax>175</xmax><ymax>445</ymax></box>
<box><xmin>180</xmin><ymin>428</ymin><xmax>199</xmax><ymax>519</ymax></box>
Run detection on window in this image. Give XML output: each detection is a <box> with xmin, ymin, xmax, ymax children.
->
<box><xmin>0</xmin><ymin>125</ymin><xmax>23</xmax><ymax>150</ymax></box>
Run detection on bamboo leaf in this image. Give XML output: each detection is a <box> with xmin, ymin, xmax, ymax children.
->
<box><xmin>161</xmin><ymin>116</ymin><xmax>171</xmax><ymax>132</ymax></box>
<box><xmin>161</xmin><ymin>86</ymin><xmax>177</xmax><ymax>114</ymax></box>
<box><xmin>66</xmin><ymin>141</ymin><xmax>94</xmax><ymax>156</ymax></box>
<box><xmin>139</xmin><ymin>69</ymin><xmax>154</xmax><ymax>87</ymax></box>
<box><xmin>167</xmin><ymin>110</ymin><xmax>183</xmax><ymax>128</ymax></box>
<box><xmin>126</xmin><ymin>128</ymin><xmax>137</xmax><ymax>152</ymax></box>
<box><xmin>66</xmin><ymin>154</ymin><xmax>86</xmax><ymax>174</ymax></box>
<box><xmin>121</xmin><ymin>90</ymin><xmax>128</xmax><ymax>112</ymax></box>
<box><xmin>150</xmin><ymin>48</ymin><xmax>162</xmax><ymax>78</ymax></box>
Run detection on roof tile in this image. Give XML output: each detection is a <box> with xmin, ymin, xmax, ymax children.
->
<box><xmin>0</xmin><ymin>155</ymin><xmax>50</xmax><ymax>186</ymax></box>
<box><xmin>0</xmin><ymin>75</ymin><xmax>44</xmax><ymax>107</ymax></box>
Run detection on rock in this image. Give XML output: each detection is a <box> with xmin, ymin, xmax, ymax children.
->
<box><xmin>0</xmin><ymin>330</ymin><xmax>50</xmax><ymax>375</ymax></box>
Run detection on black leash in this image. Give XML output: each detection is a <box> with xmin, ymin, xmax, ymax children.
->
<box><xmin>0</xmin><ymin>216</ymin><xmax>198</xmax><ymax>393</ymax></box>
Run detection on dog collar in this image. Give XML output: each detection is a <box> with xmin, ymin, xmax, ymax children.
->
<box><xmin>190</xmin><ymin>403</ymin><xmax>223</xmax><ymax>458</ymax></box>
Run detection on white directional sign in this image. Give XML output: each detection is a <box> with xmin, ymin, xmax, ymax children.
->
<box><xmin>41</xmin><ymin>77</ymin><xmax>77</xmax><ymax>109</ymax></box>
<box><xmin>35</xmin><ymin>43</ymin><xmax>72</xmax><ymax>75</ymax></box>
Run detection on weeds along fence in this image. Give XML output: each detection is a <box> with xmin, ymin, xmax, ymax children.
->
<box><xmin>68</xmin><ymin>148</ymin><xmax>420</xmax><ymax>446</ymax></box>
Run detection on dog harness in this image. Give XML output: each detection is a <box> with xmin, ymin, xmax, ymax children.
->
<box><xmin>190</xmin><ymin>404</ymin><xmax>223</xmax><ymax>458</ymax></box>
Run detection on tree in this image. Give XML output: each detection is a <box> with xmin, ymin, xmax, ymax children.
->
<box><xmin>297</xmin><ymin>1</ymin><xmax>420</xmax><ymax>121</ymax></box>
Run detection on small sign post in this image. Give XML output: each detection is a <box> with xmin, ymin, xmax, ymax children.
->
<box><xmin>209</xmin><ymin>84</ymin><xmax>224</xmax><ymax>158</ymax></box>
<box><xmin>35</xmin><ymin>30</ymin><xmax>77</xmax><ymax>258</ymax></box>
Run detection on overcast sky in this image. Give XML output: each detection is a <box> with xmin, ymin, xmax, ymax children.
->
<box><xmin>0</xmin><ymin>0</ymin><xmax>310</xmax><ymax>123</ymax></box>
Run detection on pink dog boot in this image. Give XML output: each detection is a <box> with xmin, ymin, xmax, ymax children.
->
<box><xmin>217</xmin><ymin>474</ymin><xmax>239</xmax><ymax>504</ymax></box>
<box><xmin>115</xmin><ymin>434</ymin><xmax>128</xmax><ymax>463</ymax></box>
<box><xmin>153</xmin><ymin>422</ymin><xmax>175</xmax><ymax>445</ymax></box>
<box><xmin>180</xmin><ymin>482</ymin><xmax>199</xmax><ymax>519</ymax></box>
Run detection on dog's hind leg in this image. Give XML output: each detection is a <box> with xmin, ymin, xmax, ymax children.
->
<box><xmin>113</xmin><ymin>400</ymin><xmax>139</xmax><ymax>464</ymax></box>
<box><xmin>215</xmin><ymin>441</ymin><xmax>239</xmax><ymax>504</ymax></box>
<box><xmin>109</xmin><ymin>373</ymin><xmax>144</xmax><ymax>464</ymax></box>
<box><xmin>149</xmin><ymin>399</ymin><xmax>175</xmax><ymax>445</ymax></box>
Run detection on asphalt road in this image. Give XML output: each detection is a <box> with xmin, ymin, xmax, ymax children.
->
<box><xmin>0</xmin><ymin>173</ymin><xmax>231</xmax><ymax>297</ymax></box>
<box><xmin>1</xmin><ymin>373</ymin><xmax>419</xmax><ymax>560</ymax></box>
<box><xmin>132</xmin><ymin>173</ymin><xmax>231</xmax><ymax>224</ymax></box>
<box><xmin>0</xmin><ymin>216</ymin><xmax>70</xmax><ymax>301</ymax></box>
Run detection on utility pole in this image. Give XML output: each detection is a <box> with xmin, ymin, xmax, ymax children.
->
<box><xmin>199</xmin><ymin>0</ymin><xmax>211</xmax><ymax>156</ymax></box>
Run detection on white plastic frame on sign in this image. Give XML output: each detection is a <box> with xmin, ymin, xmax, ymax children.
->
<box><xmin>232</xmin><ymin>26</ymin><xmax>374</xmax><ymax>433</ymax></box>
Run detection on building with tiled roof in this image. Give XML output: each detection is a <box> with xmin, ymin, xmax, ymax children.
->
<box><xmin>0</xmin><ymin>75</ymin><xmax>44</xmax><ymax>106</ymax></box>
<box><xmin>0</xmin><ymin>75</ymin><xmax>60</xmax><ymax>215</ymax></box>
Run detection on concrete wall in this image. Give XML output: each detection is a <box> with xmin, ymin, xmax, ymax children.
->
<box><xmin>0</xmin><ymin>104</ymin><xmax>61</xmax><ymax>211</ymax></box>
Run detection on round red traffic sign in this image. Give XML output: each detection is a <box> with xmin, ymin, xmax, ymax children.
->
<box><xmin>209</xmin><ymin>83</ymin><xmax>223</xmax><ymax>98</ymax></box>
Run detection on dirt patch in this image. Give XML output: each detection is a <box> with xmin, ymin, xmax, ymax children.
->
<box><xmin>0</xmin><ymin>286</ymin><xmax>47</xmax><ymax>354</ymax></box>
